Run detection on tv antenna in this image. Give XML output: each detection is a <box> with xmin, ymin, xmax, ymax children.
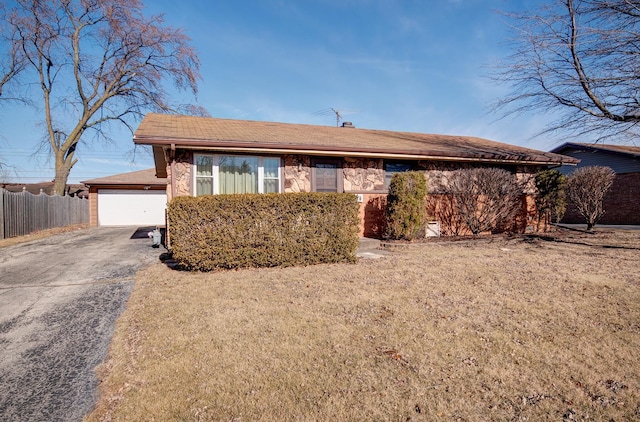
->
<box><xmin>313</xmin><ymin>107</ymin><xmax>356</xmax><ymax>127</ymax></box>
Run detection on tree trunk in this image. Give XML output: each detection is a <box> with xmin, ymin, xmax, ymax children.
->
<box><xmin>52</xmin><ymin>158</ymin><xmax>73</xmax><ymax>196</ymax></box>
<box><xmin>50</xmin><ymin>130</ymin><xmax>79</xmax><ymax>196</ymax></box>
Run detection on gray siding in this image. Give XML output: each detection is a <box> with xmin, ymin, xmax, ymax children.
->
<box><xmin>556</xmin><ymin>148</ymin><xmax>640</xmax><ymax>175</ymax></box>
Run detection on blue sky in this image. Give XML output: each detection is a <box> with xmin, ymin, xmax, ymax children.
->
<box><xmin>1</xmin><ymin>0</ymin><xmax>561</xmax><ymax>184</ymax></box>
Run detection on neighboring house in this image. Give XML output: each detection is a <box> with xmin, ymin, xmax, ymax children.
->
<box><xmin>82</xmin><ymin>169</ymin><xmax>167</xmax><ymax>227</ymax></box>
<box><xmin>1</xmin><ymin>182</ymin><xmax>88</xmax><ymax>198</ymax></box>
<box><xmin>550</xmin><ymin>142</ymin><xmax>640</xmax><ymax>225</ymax></box>
<box><xmin>133</xmin><ymin>113</ymin><xmax>578</xmax><ymax>237</ymax></box>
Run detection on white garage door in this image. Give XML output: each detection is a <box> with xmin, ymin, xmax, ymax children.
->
<box><xmin>98</xmin><ymin>189</ymin><xmax>167</xmax><ymax>226</ymax></box>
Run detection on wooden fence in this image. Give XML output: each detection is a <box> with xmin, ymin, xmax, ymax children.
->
<box><xmin>0</xmin><ymin>188</ymin><xmax>89</xmax><ymax>240</ymax></box>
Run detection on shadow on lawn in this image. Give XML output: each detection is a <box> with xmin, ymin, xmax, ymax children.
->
<box><xmin>158</xmin><ymin>251</ymin><xmax>189</xmax><ymax>271</ymax></box>
<box><xmin>521</xmin><ymin>232</ymin><xmax>640</xmax><ymax>251</ymax></box>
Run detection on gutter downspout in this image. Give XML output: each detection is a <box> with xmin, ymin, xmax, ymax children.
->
<box><xmin>167</xmin><ymin>144</ymin><xmax>176</xmax><ymax>250</ymax></box>
<box><xmin>170</xmin><ymin>143</ymin><xmax>176</xmax><ymax>201</ymax></box>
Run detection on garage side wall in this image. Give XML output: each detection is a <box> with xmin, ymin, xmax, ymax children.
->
<box><xmin>89</xmin><ymin>187</ymin><xmax>98</xmax><ymax>226</ymax></box>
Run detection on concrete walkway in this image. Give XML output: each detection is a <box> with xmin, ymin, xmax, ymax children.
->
<box><xmin>357</xmin><ymin>237</ymin><xmax>391</xmax><ymax>259</ymax></box>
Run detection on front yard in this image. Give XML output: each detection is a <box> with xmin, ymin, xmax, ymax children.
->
<box><xmin>87</xmin><ymin>229</ymin><xmax>640</xmax><ymax>421</ymax></box>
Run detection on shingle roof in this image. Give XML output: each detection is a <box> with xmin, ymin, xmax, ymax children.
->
<box><xmin>551</xmin><ymin>142</ymin><xmax>640</xmax><ymax>158</ymax></box>
<box><xmin>81</xmin><ymin>168</ymin><xmax>167</xmax><ymax>186</ymax></box>
<box><xmin>134</xmin><ymin>113</ymin><xmax>579</xmax><ymax>167</ymax></box>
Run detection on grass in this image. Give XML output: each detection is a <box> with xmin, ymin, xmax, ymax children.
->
<box><xmin>87</xmin><ymin>229</ymin><xmax>640</xmax><ymax>421</ymax></box>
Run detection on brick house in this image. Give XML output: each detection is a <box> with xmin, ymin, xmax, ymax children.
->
<box><xmin>550</xmin><ymin>142</ymin><xmax>640</xmax><ymax>225</ymax></box>
<box><xmin>134</xmin><ymin>113</ymin><xmax>578</xmax><ymax>237</ymax></box>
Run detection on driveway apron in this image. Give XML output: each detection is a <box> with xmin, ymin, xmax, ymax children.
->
<box><xmin>0</xmin><ymin>227</ymin><xmax>162</xmax><ymax>422</ymax></box>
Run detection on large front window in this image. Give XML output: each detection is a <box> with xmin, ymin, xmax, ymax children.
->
<box><xmin>195</xmin><ymin>154</ymin><xmax>281</xmax><ymax>195</ymax></box>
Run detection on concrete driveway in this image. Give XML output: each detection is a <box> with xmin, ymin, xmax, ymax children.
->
<box><xmin>0</xmin><ymin>226</ymin><xmax>163</xmax><ymax>422</ymax></box>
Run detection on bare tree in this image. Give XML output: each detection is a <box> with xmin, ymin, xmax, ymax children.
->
<box><xmin>0</xmin><ymin>3</ymin><xmax>27</xmax><ymax>169</ymax></box>
<box><xmin>0</xmin><ymin>5</ymin><xmax>25</xmax><ymax>101</ymax></box>
<box><xmin>2</xmin><ymin>0</ymin><xmax>206</xmax><ymax>194</ymax></box>
<box><xmin>446</xmin><ymin>168</ymin><xmax>526</xmax><ymax>236</ymax></box>
<box><xmin>566</xmin><ymin>165</ymin><xmax>615</xmax><ymax>230</ymax></box>
<box><xmin>0</xmin><ymin>166</ymin><xmax>13</xmax><ymax>183</ymax></box>
<box><xmin>493</xmin><ymin>0</ymin><xmax>640</xmax><ymax>142</ymax></box>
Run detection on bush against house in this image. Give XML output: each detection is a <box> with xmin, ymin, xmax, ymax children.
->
<box><xmin>168</xmin><ymin>192</ymin><xmax>360</xmax><ymax>270</ymax></box>
<box><xmin>384</xmin><ymin>172</ymin><xmax>427</xmax><ymax>241</ymax></box>
<box><xmin>566</xmin><ymin>166</ymin><xmax>615</xmax><ymax>231</ymax></box>
<box><xmin>444</xmin><ymin>168</ymin><xmax>526</xmax><ymax>236</ymax></box>
<box><xmin>534</xmin><ymin>169</ymin><xmax>566</xmax><ymax>231</ymax></box>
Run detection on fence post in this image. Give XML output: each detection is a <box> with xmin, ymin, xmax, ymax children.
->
<box><xmin>0</xmin><ymin>188</ymin><xmax>5</xmax><ymax>240</ymax></box>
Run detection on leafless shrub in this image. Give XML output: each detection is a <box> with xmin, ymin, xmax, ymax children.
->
<box><xmin>426</xmin><ymin>193</ymin><xmax>465</xmax><ymax>236</ymax></box>
<box><xmin>566</xmin><ymin>166</ymin><xmax>615</xmax><ymax>230</ymax></box>
<box><xmin>443</xmin><ymin>168</ymin><xmax>526</xmax><ymax>236</ymax></box>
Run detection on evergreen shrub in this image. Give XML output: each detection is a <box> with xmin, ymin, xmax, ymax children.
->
<box><xmin>384</xmin><ymin>171</ymin><xmax>427</xmax><ymax>240</ymax></box>
<box><xmin>167</xmin><ymin>192</ymin><xmax>360</xmax><ymax>271</ymax></box>
<box><xmin>534</xmin><ymin>169</ymin><xmax>566</xmax><ymax>230</ymax></box>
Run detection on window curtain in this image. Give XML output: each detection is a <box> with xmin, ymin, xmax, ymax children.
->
<box><xmin>219</xmin><ymin>156</ymin><xmax>258</xmax><ymax>194</ymax></box>
<box><xmin>316</xmin><ymin>163</ymin><xmax>338</xmax><ymax>192</ymax></box>
<box><xmin>195</xmin><ymin>155</ymin><xmax>214</xmax><ymax>195</ymax></box>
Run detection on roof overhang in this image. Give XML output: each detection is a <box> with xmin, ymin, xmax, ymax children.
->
<box><xmin>551</xmin><ymin>142</ymin><xmax>640</xmax><ymax>158</ymax></box>
<box><xmin>152</xmin><ymin>145</ymin><xmax>168</xmax><ymax>178</ymax></box>
<box><xmin>81</xmin><ymin>168</ymin><xmax>168</xmax><ymax>187</ymax></box>
<box><xmin>137</xmin><ymin>136</ymin><xmax>579</xmax><ymax>178</ymax></box>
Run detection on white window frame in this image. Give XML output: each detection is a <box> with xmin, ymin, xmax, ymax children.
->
<box><xmin>193</xmin><ymin>154</ymin><xmax>282</xmax><ymax>195</ymax></box>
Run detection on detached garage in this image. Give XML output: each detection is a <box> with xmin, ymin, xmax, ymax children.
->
<box><xmin>82</xmin><ymin>169</ymin><xmax>167</xmax><ymax>227</ymax></box>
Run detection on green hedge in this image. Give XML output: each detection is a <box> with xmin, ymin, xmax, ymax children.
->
<box><xmin>167</xmin><ymin>192</ymin><xmax>360</xmax><ymax>271</ymax></box>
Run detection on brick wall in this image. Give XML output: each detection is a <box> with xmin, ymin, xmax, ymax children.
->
<box><xmin>359</xmin><ymin>194</ymin><xmax>387</xmax><ymax>238</ymax></box>
<box><xmin>426</xmin><ymin>193</ymin><xmax>538</xmax><ymax>236</ymax></box>
<box><xmin>88</xmin><ymin>187</ymin><xmax>98</xmax><ymax>227</ymax></box>
<box><xmin>562</xmin><ymin>172</ymin><xmax>640</xmax><ymax>225</ymax></box>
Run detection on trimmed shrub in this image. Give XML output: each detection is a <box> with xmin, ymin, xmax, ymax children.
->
<box><xmin>167</xmin><ymin>192</ymin><xmax>360</xmax><ymax>271</ymax></box>
<box><xmin>384</xmin><ymin>171</ymin><xmax>427</xmax><ymax>240</ymax></box>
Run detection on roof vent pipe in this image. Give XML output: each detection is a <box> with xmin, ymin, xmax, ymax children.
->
<box><xmin>342</xmin><ymin>122</ymin><xmax>355</xmax><ymax>128</ymax></box>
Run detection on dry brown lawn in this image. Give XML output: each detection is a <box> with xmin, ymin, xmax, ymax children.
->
<box><xmin>87</xmin><ymin>229</ymin><xmax>640</xmax><ymax>421</ymax></box>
